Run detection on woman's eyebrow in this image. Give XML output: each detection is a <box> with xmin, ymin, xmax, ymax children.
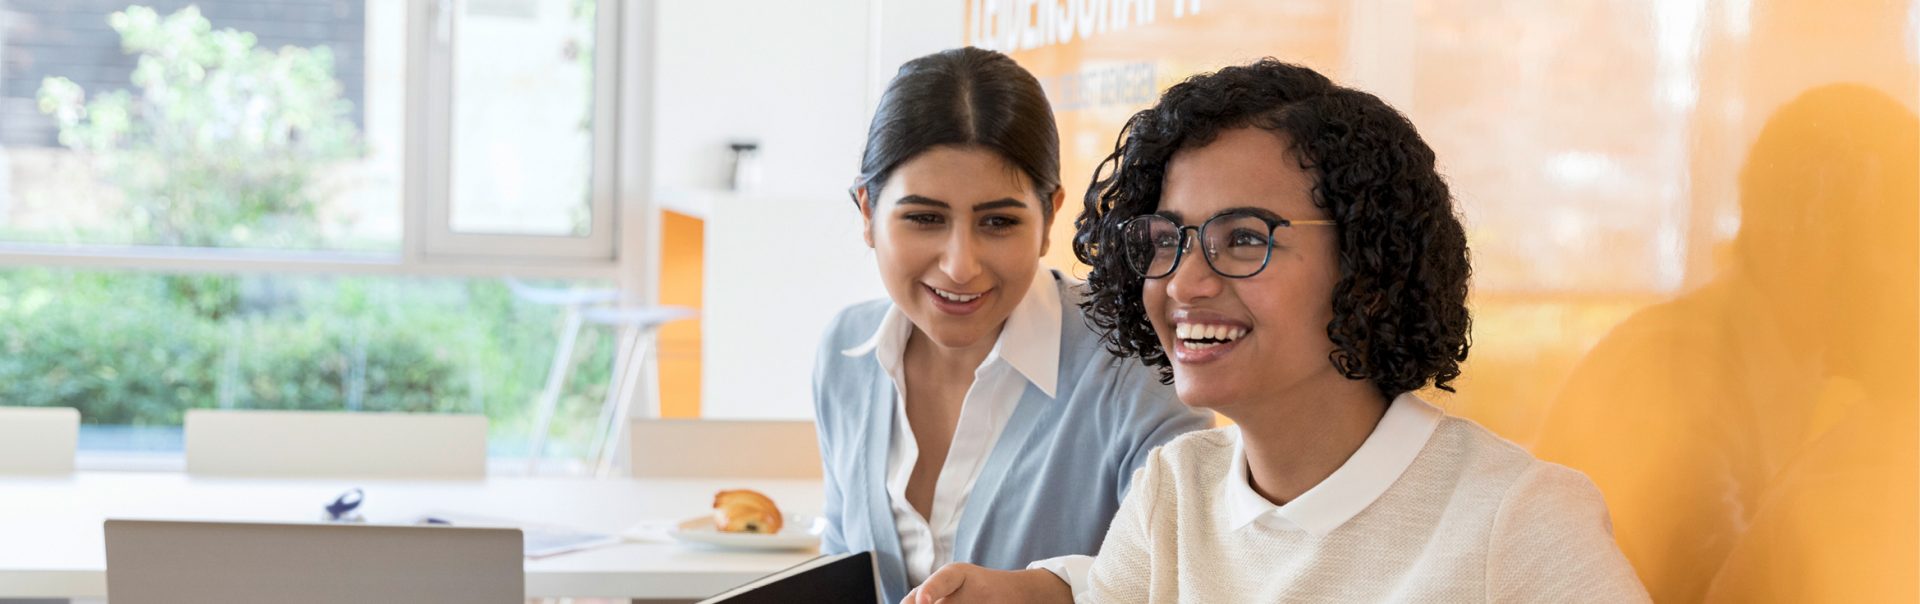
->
<box><xmin>1152</xmin><ymin>206</ymin><xmax>1288</xmax><ymax>225</ymax></box>
<box><xmin>896</xmin><ymin>196</ymin><xmax>1028</xmax><ymax>211</ymax></box>
<box><xmin>973</xmin><ymin>198</ymin><xmax>1026</xmax><ymax>211</ymax></box>
<box><xmin>896</xmin><ymin>194</ymin><xmax>948</xmax><ymax>208</ymax></box>
<box><xmin>1216</xmin><ymin>206</ymin><xmax>1284</xmax><ymax>221</ymax></box>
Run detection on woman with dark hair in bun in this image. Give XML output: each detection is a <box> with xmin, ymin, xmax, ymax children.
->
<box><xmin>811</xmin><ymin>47</ymin><xmax>1211</xmax><ymax>604</ymax></box>
<box><xmin>908</xmin><ymin>59</ymin><xmax>1648</xmax><ymax>603</ymax></box>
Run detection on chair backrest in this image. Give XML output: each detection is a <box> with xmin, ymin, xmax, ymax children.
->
<box><xmin>0</xmin><ymin>406</ymin><xmax>79</xmax><ymax>474</ymax></box>
<box><xmin>105</xmin><ymin>519</ymin><xmax>522</xmax><ymax>604</ymax></box>
<box><xmin>185</xmin><ymin>410</ymin><xmax>487</xmax><ymax>479</ymax></box>
<box><xmin>629</xmin><ymin>419</ymin><xmax>822</xmax><ymax>479</ymax></box>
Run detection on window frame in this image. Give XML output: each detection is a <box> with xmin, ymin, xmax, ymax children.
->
<box><xmin>419</xmin><ymin>0</ymin><xmax>623</xmax><ymax>262</ymax></box>
<box><xmin>2</xmin><ymin>0</ymin><xmax>663</xmax><ymax>472</ymax></box>
<box><xmin>0</xmin><ymin>0</ymin><xmax>644</xmax><ymax>282</ymax></box>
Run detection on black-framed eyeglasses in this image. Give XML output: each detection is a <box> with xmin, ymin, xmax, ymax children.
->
<box><xmin>1118</xmin><ymin>211</ymin><xmax>1337</xmax><ymax>279</ymax></box>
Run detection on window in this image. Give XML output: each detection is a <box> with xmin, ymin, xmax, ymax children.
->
<box><xmin>6</xmin><ymin>2</ymin><xmax>405</xmax><ymax>252</ymax></box>
<box><xmin>0</xmin><ymin>0</ymin><xmax>643</xmax><ymax>467</ymax></box>
<box><xmin>429</xmin><ymin>0</ymin><xmax>618</xmax><ymax>259</ymax></box>
<box><xmin>2</xmin><ymin>0</ymin><xmax>620</xmax><ymax>267</ymax></box>
<box><xmin>0</xmin><ymin>268</ymin><xmax>617</xmax><ymax>464</ymax></box>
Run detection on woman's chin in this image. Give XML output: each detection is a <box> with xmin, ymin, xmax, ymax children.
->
<box><xmin>1171</xmin><ymin>379</ymin><xmax>1240</xmax><ymax>411</ymax></box>
<box><xmin>1171</xmin><ymin>355</ymin><xmax>1243</xmax><ymax>393</ymax></box>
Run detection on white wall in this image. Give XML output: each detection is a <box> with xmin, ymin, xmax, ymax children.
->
<box><xmin>653</xmin><ymin>0</ymin><xmax>871</xmax><ymax>198</ymax></box>
<box><xmin>866</xmin><ymin>2</ymin><xmax>967</xmax><ymax>111</ymax></box>
<box><xmin>701</xmin><ymin>193</ymin><xmax>881</xmax><ymax>419</ymax></box>
<box><xmin>663</xmin><ymin>0</ymin><xmax>963</xmax><ymax>419</ymax></box>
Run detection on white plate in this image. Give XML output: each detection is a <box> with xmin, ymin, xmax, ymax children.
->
<box><xmin>667</xmin><ymin>514</ymin><xmax>824</xmax><ymax>551</ymax></box>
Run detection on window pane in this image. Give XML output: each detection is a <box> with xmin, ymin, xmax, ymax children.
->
<box><xmin>0</xmin><ymin>1</ymin><xmax>405</xmax><ymax>251</ymax></box>
<box><xmin>449</xmin><ymin>0</ymin><xmax>596</xmax><ymax>237</ymax></box>
<box><xmin>0</xmin><ymin>268</ymin><xmax>617</xmax><ymax>462</ymax></box>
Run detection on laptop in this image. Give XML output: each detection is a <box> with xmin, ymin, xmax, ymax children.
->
<box><xmin>104</xmin><ymin>519</ymin><xmax>523</xmax><ymax>604</ymax></box>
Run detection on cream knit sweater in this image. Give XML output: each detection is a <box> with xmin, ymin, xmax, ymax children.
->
<box><xmin>1083</xmin><ymin>417</ymin><xmax>1651</xmax><ymax>602</ymax></box>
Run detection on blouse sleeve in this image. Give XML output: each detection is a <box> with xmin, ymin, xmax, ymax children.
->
<box><xmin>1111</xmin><ymin>360</ymin><xmax>1213</xmax><ymax>504</ymax></box>
<box><xmin>811</xmin><ymin>310</ymin><xmax>849</xmax><ymax>555</ymax></box>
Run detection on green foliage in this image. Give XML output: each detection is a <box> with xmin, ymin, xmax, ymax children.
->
<box><xmin>0</xmin><ymin>269</ymin><xmax>615</xmax><ymax>447</ymax></box>
<box><xmin>35</xmin><ymin>5</ymin><xmax>359</xmax><ymax>248</ymax></box>
<box><xmin>0</xmin><ymin>271</ymin><xmax>220</xmax><ymax>425</ymax></box>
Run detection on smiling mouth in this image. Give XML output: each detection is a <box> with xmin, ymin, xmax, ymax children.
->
<box><xmin>924</xmin><ymin>284</ymin><xmax>990</xmax><ymax>315</ymax></box>
<box><xmin>929</xmin><ymin>286</ymin><xmax>984</xmax><ymax>303</ymax></box>
<box><xmin>1174</xmin><ymin>322</ymin><xmax>1249</xmax><ymax>349</ymax></box>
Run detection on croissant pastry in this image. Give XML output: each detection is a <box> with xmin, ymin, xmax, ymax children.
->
<box><xmin>712</xmin><ymin>489</ymin><xmax>783</xmax><ymax>534</ymax></box>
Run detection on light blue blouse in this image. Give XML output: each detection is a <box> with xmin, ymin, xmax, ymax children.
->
<box><xmin>811</xmin><ymin>271</ymin><xmax>1212</xmax><ymax>603</ymax></box>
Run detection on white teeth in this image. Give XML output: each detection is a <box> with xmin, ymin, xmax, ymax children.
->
<box><xmin>1175</xmin><ymin>323</ymin><xmax>1249</xmax><ymax>342</ymax></box>
<box><xmin>933</xmin><ymin>287</ymin><xmax>982</xmax><ymax>303</ymax></box>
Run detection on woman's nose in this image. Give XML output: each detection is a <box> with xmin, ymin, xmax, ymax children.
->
<box><xmin>939</xmin><ymin>231</ymin><xmax>983</xmax><ymax>285</ymax></box>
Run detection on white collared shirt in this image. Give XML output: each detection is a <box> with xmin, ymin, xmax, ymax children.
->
<box><xmin>1222</xmin><ymin>392</ymin><xmax>1442</xmax><ymax>534</ymax></box>
<box><xmin>841</xmin><ymin>266</ymin><xmax>1062</xmax><ymax>587</ymax></box>
<box><xmin>1032</xmin><ymin>393</ymin><xmax>1442</xmax><ymax>597</ymax></box>
<box><xmin>1073</xmin><ymin>393</ymin><xmax>1650</xmax><ymax>602</ymax></box>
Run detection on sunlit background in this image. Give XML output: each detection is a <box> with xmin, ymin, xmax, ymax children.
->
<box><xmin>1</xmin><ymin>0</ymin><xmax>1913</xmax><ymax>600</ymax></box>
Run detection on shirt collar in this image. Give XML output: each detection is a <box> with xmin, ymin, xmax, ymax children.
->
<box><xmin>839</xmin><ymin>266</ymin><xmax>1062</xmax><ymax>398</ymax></box>
<box><xmin>1223</xmin><ymin>392</ymin><xmax>1444</xmax><ymax>536</ymax></box>
<box><xmin>995</xmin><ymin>269</ymin><xmax>1061</xmax><ymax>397</ymax></box>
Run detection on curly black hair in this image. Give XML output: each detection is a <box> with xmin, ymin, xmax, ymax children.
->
<box><xmin>1072</xmin><ymin>59</ymin><xmax>1471</xmax><ymax>399</ymax></box>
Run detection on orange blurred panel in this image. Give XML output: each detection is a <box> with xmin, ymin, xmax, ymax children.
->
<box><xmin>1533</xmin><ymin>84</ymin><xmax>1918</xmax><ymax>603</ymax></box>
<box><xmin>975</xmin><ymin>0</ymin><xmax>1920</xmax><ymax>599</ymax></box>
<box><xmin>659</xmin><ymin>210</ymin><xmax>703</xmax><ymax>419</ymax></box>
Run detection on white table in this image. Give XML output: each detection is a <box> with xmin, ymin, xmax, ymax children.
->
<box><xmin>0</xmin><ymin>472</ymin><xmax>824</xmax><ymax>599</ymax></box>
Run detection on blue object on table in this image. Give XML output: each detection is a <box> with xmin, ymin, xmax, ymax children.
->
<box><xmin>324</xmin><ymin>488</ymin><xmax>365</xmax><ymax>522</ymax></box>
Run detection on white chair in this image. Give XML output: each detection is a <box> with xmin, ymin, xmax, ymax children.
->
<box><xmin>185</xmin><ymin>410</ymin><xmax>487</xmax><ymax>479</ymax></box>
<box><xmin>505</xmin><ymin>280</ymin><xmax>697</xmax><ymax>476</ymax></box>
<box><xmin>580</xmin><ymin>306</ymin><xmax>698</xmax><ymax>477</ymax></box>
<box><xmin>506</xmin><ymin>278</ymin><xmax>618</xmax><ymax>472</ymax></box>
<box><xmin>628</xmin><ymin>419</ymin><xmax>822</xmax><ymax>479</ymax></box>
<box><xmin>0</xmin><ymin>406</ymin><xmax>79</xmax><ymax>474</ymax></box>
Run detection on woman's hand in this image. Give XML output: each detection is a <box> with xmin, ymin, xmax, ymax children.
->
<box><xmin>901</xmin><ymin>564</ymin><xmax>1073</xmax><ymax>604</ymax></box>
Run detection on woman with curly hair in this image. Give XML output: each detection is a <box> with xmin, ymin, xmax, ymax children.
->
<box><xmin>906</xmin><ymin>59</ymin><xmax>1648</xmax><ymax>603</ymax></box>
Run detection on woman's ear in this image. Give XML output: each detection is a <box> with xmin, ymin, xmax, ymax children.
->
<box><xmin>856</xmin><ymin>187</ymin><xmax>876</xmax><ymax>248</ymax></box>
<box><xmin>1038</xmin><ymin>187</ymin><xmax>1066</xmax><ymax>256</ymax></box>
